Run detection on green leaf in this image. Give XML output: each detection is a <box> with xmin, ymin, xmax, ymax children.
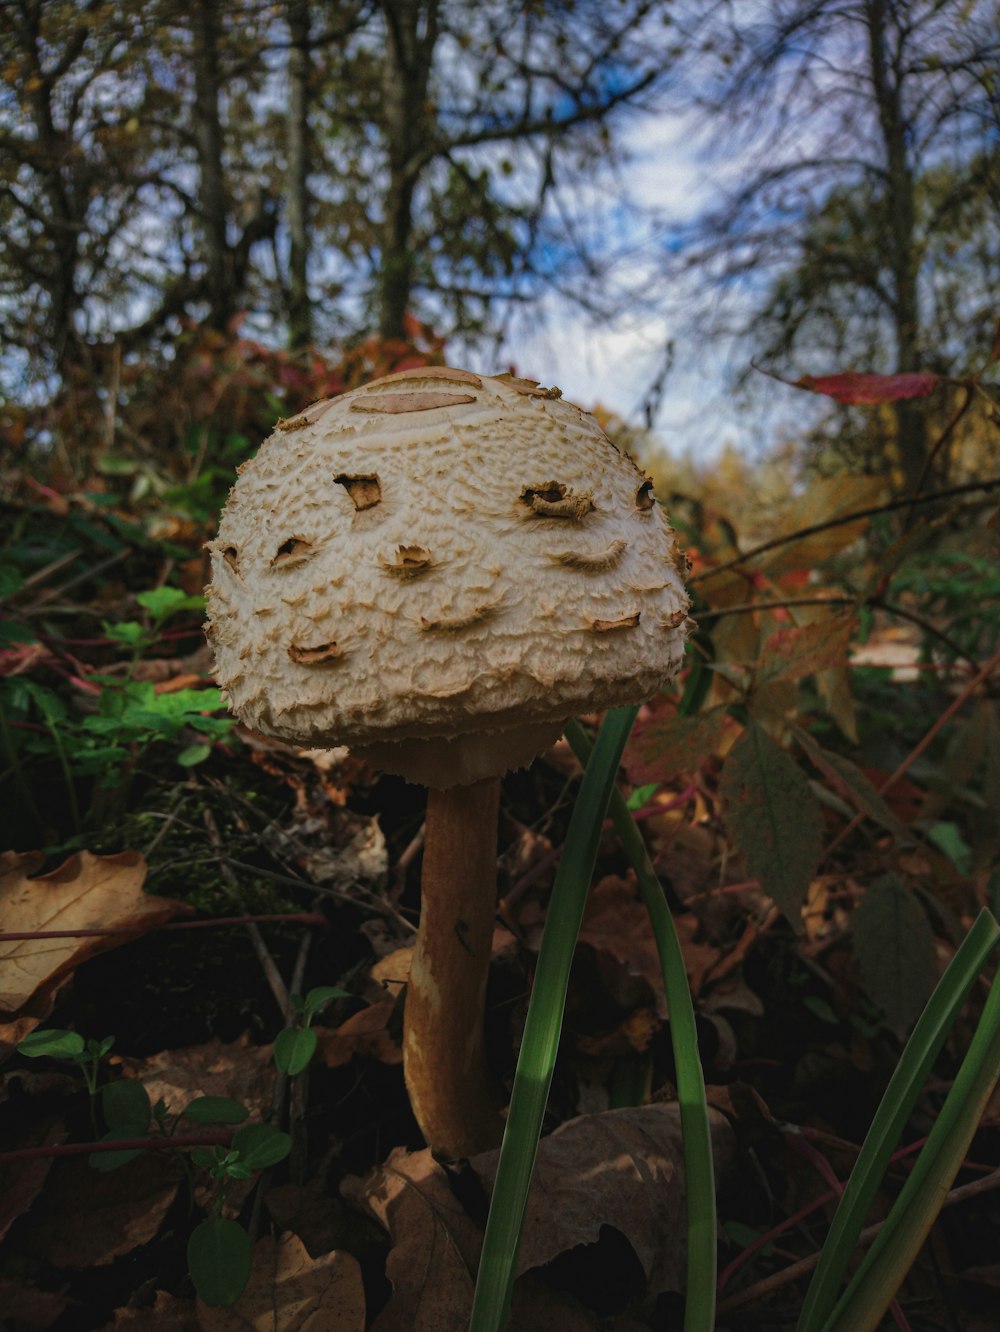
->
<box><xmin>0</xmin><ymin>565</ymin><xmax>25</xmax><ymax>599</ymax></box>
<box><xmin>187</xmin><ymin>1218</ymin><xmax>252</xmax><ymax>1307</ymax></box>
<box><xmin>101</xmin><ymin>1078</ymin><xmax>151</xmax><ymax>1130</ymax></box>
<box><xmin>190</xmin><ymin>1147</ymin><xmax>221</xmax><ymax>1169</ymax></box>
<box><xmin>852</xmin><ymin>875</ymin><xmax>936</xmax><ymax>1034</ymax></box>
<box><xmin>273</xmin><ymin>1027</ymin><xmax>318</xmax><ymax>1076</ymax></box>
<box><xmin>182</xmin><ymin>1096</ymin><xmax>250</xmax><ymax>1125</ymax></box>
<box><xmin>17</xmin><ymin>1029</ymin><xmax>86</xmax><ymax>1060</ymax></box>
<box><xmin>718</xmin><ymin>721</ymin><xmax>822</xmax><ymax>927</ymax></box>
<box><xmin>177</xmin><ymin>742</ymin><xmax>212</xmax><ymax>767</ymax></box>
<box><xmin>625</xmin><ymin>782</ymin><xmax>659</xmax><ymax>812</ymax></box>
<box><xmin>136</xmin><ymin>587</ymin><xmax>205</xmax><ymax>624</ymax></box>
<box><xmin>301</xmin><ymin>986</ymin><xmax>350</xmax><ymax>1020</ymax></box>
<box><xmin>230</xmin><ymin>1122</ymin><xmax>291</xmax><ymax>1171</ymax></box>
<box><xmin>0</xmin><ymin>620</ymin><xmax>37</xmax><ymax>644</ymax></box>
<box><xmin>926</xmin><ymin>822</ymin><xmax>973</xmax><ymax>876</ymax></box>
<box><xmin>103</xmin><ymin>620</ymin><xmax>149</xmax><ymax>648</ymax></box>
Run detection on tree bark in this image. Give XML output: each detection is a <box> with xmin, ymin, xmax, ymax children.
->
<box><xmin>191</xmin><ymin>0</ymin><xmax>232</xmax><ymax>329</ymax></box>
<box><xmin>286</xmin><ymin>0</ymin><xmax>313</xmax><ymax>348</ymax></box>
<box><xmin>377</xmin><ymin>0</ymin><xmax>438</xmax><ymax>340</ymax></box>
<box><xmin>866</xmin><ymin>0</ymin><xmax>927</xmax><ymax>493</ymax></box>
<box><xmin>403</xmin><ymin>777</ymin><xmax>505</xmax><ymax>1158</ymax></box>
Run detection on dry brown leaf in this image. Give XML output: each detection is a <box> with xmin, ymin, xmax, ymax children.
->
<box><xmin>579</xmin><ymin>876</ymin><xmax>723</xmax><ymax>1009</ymax></box>
<box><xmin>0</xmin><ymin>1118</ymin><xmax>65</xmax><ymax>1243</ymax></box>
<box><xmin>100</xmin><ymin>1291</ymin><xmax>200</xmax><ymax>1330</ymax></box>
<box><xmin>197</xmin><ymin>1232</ymin><xmax>364</xmax><ymax>1332</ymax></box>
<box><xmin>0</xmin><ymin>850</ymin><xmax>188</xmax><ymax>1017</ymax></box>
<box><xmin>314</xmin><ymin>1001</ymin><xmax>401</xmax><ymax>1068</ymax></box>
<box><xmin>0</xmin><ymin>1277</ymin><xmax>69</xmax><ymax>1329</ymax></box>
<box><xmin>347</xmin><ymin>1106</ymin><xmax>735</xmax><ymax>1329</ymax></box>
<box><xmin>471</xmin><ymin>1103</ymin><xmax>734</xmax><ymax>1295</ymax></box>
<box><xmin>343</xmin><ymin>1146</ymin><xmax>480</xmax><ymax>1332</ymax></box>
<box><xmin>119</xmin><ymin>1034</ymin><xmax>277</xmax><ymax>1124</ymax></box>
<box><xmin>20</xmin><ymin>1149</ymin><xmax>181</xmax><ymax>1268</ymax></box>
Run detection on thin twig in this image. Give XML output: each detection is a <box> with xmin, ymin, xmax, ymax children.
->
<box><xmin>203</xmin><ymin>808</ymin><xmax>290</xmax><ymax>1017</ymax></box>
<box><xmin>689</xmin><ymin>477</ymin><xmax>1000</xmax><ymax>585</ymax></box>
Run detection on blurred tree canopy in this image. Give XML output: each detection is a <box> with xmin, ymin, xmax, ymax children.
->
<box><xmin>666</xmin><ymin>0</ymin><xmax>1000</xmax><ymax>489</ymax></box>
<box><xmin>1</xmin><ymin>0</ymin><xmax>997</xmax><ymax>488</ymax></box>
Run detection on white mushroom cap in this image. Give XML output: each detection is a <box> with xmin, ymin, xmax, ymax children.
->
<box><xmin>205</xmin><ymin>368</ymin><xmax>692</xmax><ymax>786</ymax></box>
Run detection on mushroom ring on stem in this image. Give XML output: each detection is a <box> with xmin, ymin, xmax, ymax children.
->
<box><xmin>205</xmin><ymin>367</ymin><xmax>692</xmax><ymax>1158</ymax></box>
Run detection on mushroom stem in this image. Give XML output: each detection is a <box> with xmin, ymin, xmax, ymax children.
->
<box><xmin>403</xmin><ymin>776</ymin><xmax>506</xmax><ymax>1158</ymax></box>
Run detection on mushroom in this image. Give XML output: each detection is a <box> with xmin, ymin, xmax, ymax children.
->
<box><xmin>205</xmin><ymin>366</ymin><xmax>692</xmax><ymax>1158</ymax></box>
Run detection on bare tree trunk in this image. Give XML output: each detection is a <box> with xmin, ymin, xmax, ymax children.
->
<box><xmin>191</xmin><ymin>0</ymin><xmax>232</xmax><ymax>329</ymax></box>
<box><xmin>377</xmin><ymin>0</ymin><xmax>438</xmax><ymax>340</ymax></box>
<box><xmin>286</xmin><ymin>0</ymin><xmax>313</xmax><ymax>349</ymax></box>
<box><xmin>867</xmin><ymin>0</ymin><xmax>927</xmax><ymax>493</ymax></box>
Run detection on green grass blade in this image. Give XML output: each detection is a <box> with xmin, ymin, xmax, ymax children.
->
<box><xmin>468</xmin><ymin>706</ymin><xmax>638</xmax><ymax>1332</ymax></box>
<box><xmin>566</xmin><ymin>718</ymin><xmax>717</xmax><ymax>1332</ymax></box>
<box><xmin>820</xmin><ymin>958</ymin><xmax>1000</xmax><ymax>1332</ymax></box>
<box><xmin>797</xmin><ymin>908</ymin><xmax>1000</xmax><ymax>1332</ymax></box>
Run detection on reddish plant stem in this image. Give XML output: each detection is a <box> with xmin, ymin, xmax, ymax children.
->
<box><xmin>0</xmin><ymin>1131</ymin><xmax>233</xmax><ymax>1167</ymax></box>
<box><xmin>0</xmin><ymin>913</ymin><xmax>328</xmax><ymax>942</ymax></box>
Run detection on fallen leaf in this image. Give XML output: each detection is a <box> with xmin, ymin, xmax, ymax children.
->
<box><xmin>626</xmin><ymin>704</ymin><xmax>730</xmax><ymax>785</ymax></box>
<box><xmin>120</xmin><ymin>1034</ymin><xmax>277</xmax><ymax>1124</ymax></box>
<box><xmin>579</xmin><ymin>876</ymin><xmax>668</xmax><ymax>1015</ymax></box>
<box><xmin>100</xmin><ymin>1290</ymin><xmax>200</xmax><ymax>1330</ymax></box>
<box><xmin>0</xmin><ymin>1118</ymin><xmax>66</xmax><ymax>1243</ymax></box>
<box><xmin>0</xmin><ymin>1277</ymin><xmax>69</xmax><ymax>1328</ymax></box>
<box><xmin>197</xmin><ymin>1232</ymin><xmax>365</xmax><ymax>1332</ymax></box>
<box><xmin>0</xmin><ymin>850</ymin><xmax>188</xmax><ymax>1018</ymax></box>
<box><xmin>343</xmin><ymin>1146</ymin><xmax>480</xmax><ymax>1332</ymax></box>
<box><xmin>20</xmin><ymin>1148</ymin><xmax>181</xmax><ymax>1268</ymax></box>
<box><xmin>346</xmin><ymin>1106</ymin><xmax>735</xmax><ymax>1329</ymax></box>
<box><xmin>314</xmin><ymin>1001</ymin><xmax>401</xmax><ymax>1068</ymax></box>
<box><xmin>471</xmin><ymin>1103</ymin><xmax>735</xmax><ymax>1295</ymax></box>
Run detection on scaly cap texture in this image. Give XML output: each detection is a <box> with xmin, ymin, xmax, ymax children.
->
<box><xmin>206</xmin><ymin>367</ymin><xmax>692</xmax><ymax>785</ymax></box>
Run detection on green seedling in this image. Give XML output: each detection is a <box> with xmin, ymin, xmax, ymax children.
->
<box><xmin>16</xmin><ymin>1028</ymin><xmax>283</xmax><ymax>1307</ymax></box>
<box><xmin>273</xmin><ymin>985</ymin><xmax>351</xmax><ymax>1077</ymax></box>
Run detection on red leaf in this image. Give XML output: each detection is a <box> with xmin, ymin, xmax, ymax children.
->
<box><xmin>794</xmin><ymin>371</ymin><xmax>941</xmax><ymax>404</ymax></box>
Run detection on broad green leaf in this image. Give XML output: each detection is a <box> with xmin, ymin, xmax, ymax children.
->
<box><xmin>183</xmin><ymin>1096</ymin><xmax>250</xmax><ymax>1125</ymax></box>
<box><xmin>626</xmin><ymin>782</ymin><xmax>660</xmax><ymax>812</ymax></box>
<box><xmin>17</xmin><ymin>1029</ymin><xmax>85</xmax><ymax>1060</ymax></box>
<box><xmin>177</xmin><ymin>742</ymin><xmax>212</xmax><ymax>767</ymax></box>
<box><xmin>852</xmin><ymin>875</ymin><xmax>936</xmax><ymax>1034</ymax></box>
<box><xmin>273</xmin><ymin>1027</ymin><xmax>318</xmax><ymax>1076</ymax></box>
<box><xmin>230</xmin><ymin>1122</ymin><xmax>291</xmax><ymax>1171</ymax></box>
<box><xmin>136</xmin><ymin>587</ymin><xmax>206</xmax><ymax>623</ymax></box>
<box><xmin>0</xmin><ymin>620</ymin><xmax>37</xmax><ymax>644</ymax></box>
<box><xmin>101</xmin><ymin>1078</ymin><xmax>151</xmax><ymax>1130</ymax></box>
<box><xmin>718</xmin><ymin>721</ymin><xmax>822</xmax><ymax>927</ymax></box>
<box><xmin>187</xmin><ymin>1218</ymin><xmax>252</xmax><ymax>1307</ymax></box>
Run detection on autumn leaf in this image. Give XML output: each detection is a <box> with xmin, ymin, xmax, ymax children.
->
<box><xmin>793</xmin><ymin>370</ymin><xmax>941</xmax><ymax>403</ymax></box>
<box><xmin>0</xmin><ymin>851</ymin><xmax>189</xmax><ymax>1028</ymax></box>
<box><xmin>756</xmin><ymin>611</ymin><xmax>858</xmax><ymax>685</ymax></box>
<box><xmin>625</xmin><ymin>704</ymin><xmax>730</xmax><ymax>785</ymax></box>
<box><xmin>719</xmin><ymin>722</ymin><xmax>822</xmax><ymax>927</ymax></box>
<box><xmin>197</xmin><ymin>1232</ymin><xmax>365</xmax><ymax>1332</ymax></box>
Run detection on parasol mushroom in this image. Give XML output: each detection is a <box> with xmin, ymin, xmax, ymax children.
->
<box><xmin>205</xmin><ymin>367</ymin><xmax>692</xmax><ymax>1158</ymax></box>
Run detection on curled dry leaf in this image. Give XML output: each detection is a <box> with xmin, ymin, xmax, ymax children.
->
<box><xmin>0</xmin><ymin>851</ymin><xmax>188</xmax><ymax>1034</ymax></box>
<box><xmin>197</xmin><ymin>1232</ymin><xmax>365</xmax><ymax>1332</ymax></box>
<box><xmin>346</xmin><ymin>1105</ymin><xmax>734</xmax><ymax>1329</ymax></box>
<box><xmin>470</xmin><ymin>1103</ymin><xmax>735</xmax><ymax>1294</ymax></box>
<box><xmin>100</xmin><ymin>1290</ymin><xmax>199</xmax><ymax>1330</ymax></box>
